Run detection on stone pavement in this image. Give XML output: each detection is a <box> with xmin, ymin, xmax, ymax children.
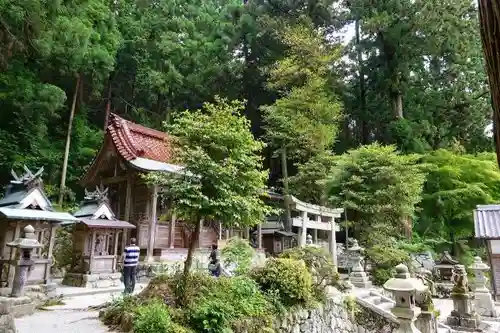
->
<box><xmin>15</xmin><ymin>284</ymin><xmax>147</xmax><ymax>333</ymax></box>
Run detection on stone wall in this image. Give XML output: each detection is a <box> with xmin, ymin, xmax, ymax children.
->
<box><xmin>273</xmin><ymin>294</ymin><xmax>398</xmax><ymax>333</ymax></box>
<box><xmin>62</xmin><ymin>272</ymin><xmax>122</xmax><ymax>288</ymax></box>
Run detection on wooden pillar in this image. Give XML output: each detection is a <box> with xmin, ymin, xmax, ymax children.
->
<box><xmin>329</xmin><ymin>218</ymin><xmax>337</xmax><ymax>269</ymax></box>
<box><xmin>112</xmin><ymin>230</ymin><xmax>120</xmax><ymax>272</ymax></box>
<box><xmin>122</xmin><ymin>173</ymin><xmax>133</xmax><ymax>253</ymax></box>
<box><xmin>245</xmin><ymin>227</ymin><xmax>250</xmax><ymax>240</ymax></box>
<box><xmin>257</xmin><ymin>223</ymin><xmax>262</xmax><ymax>249</ymax></box>
<box><xmin>169</xmin><ymin>212</ymin><xmax>176</xmax><ymax>249</ymax></box>
<box><xmin>218</xmin><ymin>223</ymin><xmax>222</xmax><ymax>240</ymax></box>
<box><xmin>487</xmin><ymin>240</ymin><xmax>498</xmax><ymax>299</ymax></box>
<box><xmin>44</xmin><ymin>224</ymin><xmax>57</xmax><ymax>283</ymax></box>
<box><xmin>225</xmin><ymin>228</ymin><xmax>230</xmax><ymax>240</ymax></box>
<box><xmin>300</xmin><ymin>211</ymin><xmax>307</xmax><ymax>247</ymax></box>
<box><xmin>90</xmin><ymin>230</ymin><xmax>97</xmax><ymax>273</ymax></box>
<box><xmin>146</xmin><ymin>185</ymin><xmax>159</xmax><ymax>263</ymax></box>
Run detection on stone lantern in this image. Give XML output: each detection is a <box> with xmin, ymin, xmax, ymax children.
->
<box><xmin>347</xmin><ymin>239</ymin><xmax>370</xmax><ymax>288</ymax></box>
<box><xmin>6</xmin><ymin>225</ymin><xmax>42</xmax><ymax>297</ymax></box>
<box><xmin>383</xmin><ymin>264</ymin><xmax>422</xmax><ymax>333</ymax></box>
<box><xmin>469</xmin><ymin>257</ymin><xmax>498</xmax><ymax>318</ymax></box>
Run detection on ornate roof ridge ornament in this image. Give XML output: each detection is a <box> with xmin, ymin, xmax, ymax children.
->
<box><xmin>84</xmin><ymin>185</ymin><xmax>109</xmax><ymax>203</ymax></box>
<box><xmin>10</xmin><ymin>166</ymin><xmax>44</xmax><ymax>190</ymax></box>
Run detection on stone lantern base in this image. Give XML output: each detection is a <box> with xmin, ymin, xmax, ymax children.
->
<box><xmin>62</xmin><ymin>272</ymin><xmax>122</xmax><ymax>289</ymax></box>
<box><xmin>473</xmin><ymin>292</ymin><xmax>498</xmax><ymax>318</ymax></box>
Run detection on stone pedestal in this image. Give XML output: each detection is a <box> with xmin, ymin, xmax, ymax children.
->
<box><xmin>0</xmin><ymin>298</ymin><xmax>16</xmax><ymax>333</ymax></box>
<box><xmin>446</xmin><ymin>264</ymin><xmax>481</xmax><ymax>331</ymax></box>
<box><xmin>62</xmin><ymin>272</ymin><xmax>122</xmax><ymax>288</ymax></box>
<box><xmin>348</xmin><ymin>240</ymin><xmax>371</xmax><ymax>288</ymax></box>
<box><xmin>415</xmin><ymin>311</ymin><xmax>437</xmax><ymax>333</ymax></box>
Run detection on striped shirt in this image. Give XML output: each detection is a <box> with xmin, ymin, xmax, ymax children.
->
<box><xmin>123</xmin><ymin>245</ymin><xmax>140</xmax><ymax>267</ymax></box>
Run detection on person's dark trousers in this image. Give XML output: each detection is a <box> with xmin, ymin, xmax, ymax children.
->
<box><xmin>123</xmin><ymin>266</ymin><xmax>137</xmax><ymax>294</ymax></box>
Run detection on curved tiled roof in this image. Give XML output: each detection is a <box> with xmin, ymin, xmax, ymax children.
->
<box><xmin>107</xmin><ymin>113</ymin><xmax>172</xmax><ymax>162</ymax></box>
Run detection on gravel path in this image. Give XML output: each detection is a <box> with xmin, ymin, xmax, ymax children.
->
<box><xmin>15</xmin><ymin>293</ymin><xmax>121</xmax><ymax>333</ymax></box>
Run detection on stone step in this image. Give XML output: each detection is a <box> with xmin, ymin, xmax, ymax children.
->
<box><xmin>355</xmin><ymin>290</ymin><xmax>371</xmax><ymax>299</ymax></box>
<box><xmin>364</xmin><ymin>296</ymin><xmax>382</xmax><ymax>305</ymax></box>
<box><xmin>378</xmin><ymin>302</ymin><xmax>394</xmax><ymax>311</ymax></box>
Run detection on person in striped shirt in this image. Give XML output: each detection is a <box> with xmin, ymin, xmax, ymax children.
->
<box><xmin>123</xmin><ymin>238</ymin><xmax>140</xmax><ymax>294</ymax></box>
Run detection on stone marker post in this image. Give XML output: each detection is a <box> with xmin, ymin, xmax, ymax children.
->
<box><xmin>6</xmin><ymin>225</ymin><xmax>43</xmax><ymax>297</ymax></box>
<box><xmin>384</xmin><ymin>264</ymin><xmax>422</xmax><ymax>333</ymax></box>
<box><xmin>446</xmin><ymin>264</ymin><xmax>480</xmax><ymax>330</ymax></box>
<box><xmin>469</xmin><ymin>256</ymin><xmax>498</xmax><ymax>318</ymax></box>
<box><xmin>347</xmin><ymin>239</ymin><xmax>371</xmax><ymax>288</ymax></box>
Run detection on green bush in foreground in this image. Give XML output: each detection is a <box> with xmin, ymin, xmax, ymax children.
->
<box><xmin>280</xmin><ymin>246</ymin><xmax>345</xmax><ymax>299</ymax></box>
<box><xmin>251</xmin><ymin>258</ymin><xmax>313</xmax><ymax>307</ymax></box>
<box><xmin>222</xmin><ymin>237</ymin><xmax>256</xmax><ymax>274</ymax></box>
<box><xmin>189</xmin><ymin>276</ymin><xmax>272</xmax><ymax>333</ymax></box>
<box><xmin>133</xmin><ymin>300</ymin><xmax>172</xmax><ymax>333</ymax></box>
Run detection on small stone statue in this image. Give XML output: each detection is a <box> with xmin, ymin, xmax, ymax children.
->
<box><xmin>451</xmin><ymin>264</ymin><xmax>469</xmax><ymax>294</ymax></box>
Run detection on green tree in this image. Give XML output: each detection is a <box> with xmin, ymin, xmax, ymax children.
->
<box><xmin>33</xmin><ymin>0</ymin><xmax>121</xmax><ymax>204</ymax></box>
<box><xmin>340</xmin><ymin>0</ymin><xmax>490</xmax><ymax>153</ymax></box>
<box><xmin>326</xmin><ymin>143</ymin><xmax>427</xmax><ymax>243</ymax></box>
<box><xmin>288</xmin><ymin>151</ymin><xmax>337</xmax><ymax>205</ymax></box>
<box><xmin>417</xmin><ymin>149</ymin><xmax>500</xmax><ymax>255</ymax></box>
<box><xmin>145</xmin><ymin>97</ymin><xmax>272</xmax><ymax>277</ymax></box>
<box><xmin>261</xmin><ymin>21</ymin><xmax>342</xmax><ymax>228</ymax></box>
<box><xmin>110</xmin><ymin>0</ymin><xmax>242</xmax><ymax>124</ymax></box>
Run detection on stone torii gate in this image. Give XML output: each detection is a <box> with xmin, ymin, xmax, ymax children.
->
<box><xmin>289</xmin><ymin>196</ymin><xmax>343</xmax><ymax>266</ymax></box>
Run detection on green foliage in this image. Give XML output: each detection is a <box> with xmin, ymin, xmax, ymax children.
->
<box><xmin>417</xmin><ymin>150</ymin><xmax>500</xmax><ymax>254</ymax></box>
<box><xmin>146</xmin><ymin>97</ymin><xmax>271</xmax><ymax>229</ymax></box>
<box><xmin>327</xmin><ymin>143</ymin><xmax>427</xmax><ymax>242</ymax></box>
<box><xmin>188</xmin><ymin>276</ymin><xmax>272</xmax><ymax>333</ymax></box>
<box><xmin>251</xmin><ymin>258</ymin><xmax>313</xmax><ymax>307</ymax></box>
<box><xmin>100</xmin><ymin>295</ymin><xmax>141</xmax><ymax>328</ymax></box>
<box><xmin>366</xmin><ymin>243</ymin><xmax>412</xmax><ymax>286</ymax></box>
<box><xmin>262</xmin><ymin>21</ymin><xmax>342</xmax><ymax>160</ymax></box>
<box><xmin>221</xmin><ymin>237</ymin><xmax>256</xmax><ymax>274</ymax></box>
<box><xmin>134</xmin><ymin>300</ymin><xmax>177</xmax><ymax>333</ymax></box>
<box><xmin>289</xmin><ymin>151</ymin><xmax>338</xmax><ymax>205</ymax></box>
<box><xmin>51</xmin><ymin>226</ymin><xmax>74</xmax><ymax>272</ymax></box>
<box><xmin>280</xmin><ymin>246</ymin><xmax>343</xmax><ymax>299</ymax></box>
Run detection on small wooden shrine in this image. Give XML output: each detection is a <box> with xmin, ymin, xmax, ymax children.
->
<box><xmin>0</xmin><ymin>166</ymin><xmax>77</xmax><ymax>287</ymax></box>
<box><xmin>63</xmin><ymin>186</ymin><xmax>135</xmax><ymax>288</ymax></box>
<box><xmin>254</xmin><ymin>221</ymin><xmax>297</xmax><ymax>255</ymax></box>
<box><xmin>81</xmin><ymin>113</ymin><xmax>218</xmax><ymax>262</ymax></box>
<box><xmin>434</xmin><ymin>251</ymin><xmax>459</xmax><ymax>281</ymax></box>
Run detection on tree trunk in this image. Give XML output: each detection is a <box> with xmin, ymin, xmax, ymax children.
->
<box><xmin>58</xmin><ymin>74</ymin><xmax>81</xmax><ymax>206</ymax></box>
<box><xmin>183</xmin><ymin>217</ymin><xmax>202</xmax><ymax>277</ymax></box>
<box><xmin>281</xmin><ymin>147</ymin><xmax>292</xmax><ymax>231</ymax></box>
<box><xmin>355</xmin><ymin>18</ymin><xmax>369</xmax><ymax>144</ymax></box>
<box><xmin>104</xmin><ymin>77</ymin><xmax>112</xmax><ymax>131</ymax></box>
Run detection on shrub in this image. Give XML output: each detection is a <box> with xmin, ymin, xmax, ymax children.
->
<box><xmin>188</xmin><ymin>276</ymin><xmax>272</xmax><ymax>333</ymax></box>
<box><xmin>251</xmin><ymin>258</ymin><xmax>313</xmax><ymax>307</ymax></box>
<box><xmin>280</xmin><ymin>246</ymin><xmax>342</xmax><ymax>298</ymax></box>
<box><xmin>133</xmin><ymin>300</ymin><xmax>171</xmax><ymax>333</ymax></box>
<box><xmin>140</xmin><ymin>269</ymin><xmax>215</xmax><ymax>307</ymax></box>
<box><xmin>222</xmin><ymin>237</ymin><xmax>256</xmax><ymax>274</ymax></box>
<box><xmin>366</xmin><ymin>244</ymin><xmax>411</xmax><ymax>286</ymax></box>
<box><xmin>100</xmin><ymin>294</ymin><xmax>141</xmax><ymax>328</ymax></box>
